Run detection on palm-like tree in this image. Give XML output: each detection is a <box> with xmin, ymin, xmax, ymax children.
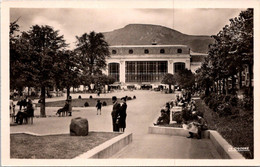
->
<box><xmin>75</xmin><ymin>31</ymin><xmax>110</xmax><ymax>76</ymax></box>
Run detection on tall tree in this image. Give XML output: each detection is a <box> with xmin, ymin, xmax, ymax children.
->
<box><xmin>174</xmin><ymin>69</ymin><xmax>195</xmax><ymax>91</ymax></box>
<box><xmin>10</xmin><ymin>19</ymin><xmax>22</xmax><ymax>91</ymax></box>
<box><xmin>54</xmin><ymin>50</ymin><xmax>81</xmax><ymax>99</ymax></box>
<box><xmin>196</xmin><ymin>8</ymin><xmax>253</xmax><ymax>96</ymax></box>
<box><xmin>75</xmin><ymin>31</ymin><xmax>110</xmax><ymax>89</ymax></box>
<box><xmin>161</xmin><ymin>73</ymin><xmax>175</xmax><ymax>92</ymax></box>
<box><xmin>20</xmin><ymin>25</ymin><xmax>67</xmax><ymax>117</ymax></box>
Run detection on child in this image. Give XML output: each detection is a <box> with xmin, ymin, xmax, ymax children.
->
<box><xmin>96</xmin><ymin>100</ymin><xmax>102</xmax><ymax>115</ymax></box>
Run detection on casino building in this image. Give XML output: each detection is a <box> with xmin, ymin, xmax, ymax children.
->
<box><xmin>104</xmin><ymin>44</ymin><xmax>207</xmax><ymax>88</ymax></box>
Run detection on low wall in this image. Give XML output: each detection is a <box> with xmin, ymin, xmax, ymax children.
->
<box><xmin>74</xmin><ymin>132</ymin><xmax>132</xmax><ymax>159</ymax></box>
<box><xmin>148</xmin><ymin>126</ymin><xmax>189</xmax><ymax>137</ymax></box>
<box><xmin>209</xmin><ymin>130</ymin><xmax>245</xmax><ymax>159</ymax></box>
<box><xmin>148</xmin><ymin>126</ymin><xmax>244</xmax><ymax>159</ymax></box>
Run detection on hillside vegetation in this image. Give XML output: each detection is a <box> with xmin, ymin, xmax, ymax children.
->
<box><xmin>103</xmin><ymin>24</ymin><xmax>214</xmax><ymax>53</ymax></box>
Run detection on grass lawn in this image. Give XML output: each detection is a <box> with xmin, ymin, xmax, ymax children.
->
<box><xmin>163</xmin><ymin>123</ymin><xmax>183</xmax><ymax>128</ymax></box>
<box><xmin>195</xmin><ymin>99</ymin><xmax>254</xmax><ymax>159</ymax></box>
<box><xmin>10</xmin><ymin>132</ymin><xmax>120</xmax><ymax>159</ymax></box>
<box><xmin>36</xmin><ymin>98</ymin><xmax>126</xmax><ymax>107</ymax></box>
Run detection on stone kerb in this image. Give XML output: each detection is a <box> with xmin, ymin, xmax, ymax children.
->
<box><xmin>74</xmin><ymin>132</ymin><xmax>132</xmax><ymax>159</ymax></box>
<box><xmin>148</xmin><ymin>126</ymin><xmax>188</xmax><ymax>137</ymax></box>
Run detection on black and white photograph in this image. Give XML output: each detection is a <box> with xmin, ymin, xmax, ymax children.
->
<box><xmin>1</xmin><ymin>0</ymin><xmax>260</xmax><ymax>166</ymax></box>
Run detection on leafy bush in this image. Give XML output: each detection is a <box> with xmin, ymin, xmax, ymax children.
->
<box><xmin>242</xmin><ymin>97</ymin><xmax>253</xmax><ymax>110</ymax></box>
<box><xmin>204</xmin><ymin>96</ymin><xmax>211</xmax><ymax>105</ymax></box>
<box><xmin>208</xmin><ymin>99</ymin><xmax>216</xmax><ymax>109</ymax></box>
<box><xmin>133</xmin><ymin>95</ymin><xmax>136</xmax><ymax>99</ymax></box>
<box><xmin>229</xmin><ymin>95</ymin><xmax>238</xmax><ymax>106</ymax></box>
<box><xmin>127</xmin><ymin>96</ymin><xmax>132</xmax><ymax>100</ymax></box>
<box><xmin>217</xmin><ymin>103</ymin><xmax>232</xmax><ymax>117</ymax></box>
<box><xmin>181</xmin><ymin>108</ymin><xmax>191</xmax><ymax>121</ymax></box>
<box><xmin>102</xmin><ymin>101</ymin><xmax>107</xmax><ymax>106</ymax></box>
<box><xmin>217</xmin><ymin>94</ymin><xmax>225</xmax><ymax>102</ymax></box>
<box><xmin>231</xmin><ymin>108</ymin><xmax>240</xmax><ymax>115</ymax></box>
<box><xmin>212</xmin><ymin>101</ymin><xmax>221</xmax><ymax>112</ymax></box>
<box><xmin>200</xmin><ymin>93</ymin><xmax>206</xmax><ymax>99</ymax></box>
<box><xmin>195</xmin><ymin>98</ymin><xmax>253</xmax><ymax>159</ymax></box>
<box><xmin>84</xmin><ymin>102</ymin><xmax>89</xmax><ymax>107</ymax></box>
<box><xmin>224</xmin><ymin>95</ymin><xmax>231</xmax><ymax>103</ymax></box>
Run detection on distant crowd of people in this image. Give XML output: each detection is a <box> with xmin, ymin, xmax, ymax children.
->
<box><xmin>154</xmin><ymin>90</ymin><xmax>208</xmax><ymax>139</ymax></box>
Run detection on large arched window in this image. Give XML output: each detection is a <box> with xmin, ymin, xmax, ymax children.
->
<box><xmin>108</xmin><ymin>63</ymin><xmax>120</xmax><ymax>82</ymax></box>
<box><xmin>177</xmin><ymin>49</ymin><xmax>182</xmax><ymax>53</ymax></box>
<box><xmin>144</xmin><ymin>49</ymin><xmax>149</xmax><ymax>54</ymax></box>
<box><xmin>174</xmin><ymin>62</ymin><xmax>185</xmax><ymax>73</ymax></box>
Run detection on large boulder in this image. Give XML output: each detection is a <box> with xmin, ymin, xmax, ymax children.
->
<box><xmin>70</xmin><ymin>117</ymin><xmax>89</xmax><ymax>136</ymax></box>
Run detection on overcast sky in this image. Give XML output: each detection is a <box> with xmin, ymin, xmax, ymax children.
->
<box><xmin>10</xmin><ymin>8</ymin><xmax>244</xmax><ymax>48</ymax></box>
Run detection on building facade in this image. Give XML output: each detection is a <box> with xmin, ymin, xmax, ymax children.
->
<box><xmin>104</xmin><ymin>44</ymin><xmax>207</xmax><ymax>88</ymax></box>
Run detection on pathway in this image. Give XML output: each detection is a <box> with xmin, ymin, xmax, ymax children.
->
<box><xmin>110</xmin><ymin>91</ymin><xmax>221</xmax><ymax>159</ymax></box>
<box><xmin>10</xmin><ymin>90</ymin><xmax>221</xmax><ymax>159</ymax></box>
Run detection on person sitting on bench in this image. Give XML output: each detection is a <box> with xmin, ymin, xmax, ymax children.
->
<box><xmin>56</xmin><ymin>100</ymin><xmax>70</xmax><ymax>117</ymax></box>
<box><xmin>154</xmin><ymin>109</ymin><xmax>170</xmax><ymax>126</ymax></box>
<box><xmin>15</xmin><ymin>99</ymin><xmax>34</xmax><ymax>124</ymax></box>
<box><xmin>187</xmin><ymin>111</ymin><xmax>208</xmax><ymax>139</ymax></box>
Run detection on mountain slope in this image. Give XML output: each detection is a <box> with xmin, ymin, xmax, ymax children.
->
<box><xmin>103</xmin><ymin>24</ymin><xmax>214</xmax><ymax>53</ymax></box>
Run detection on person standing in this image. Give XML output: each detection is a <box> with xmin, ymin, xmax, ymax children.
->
<box><xmin>111</xmin><ymin>96</ymin><xmax>120</xmax><ymax>132</ymax></box>
<box><xmin>67</xmin><ymin>96</ymin><xmax>72</xmax><ymax>116</ymax></box>
<box><xmin>96</xmin><ymin>100</ymin><xmax>102</xmax><ymax>115</ymax></box>
<box><xmin>119</xmin><ymin>97</ymin><xmax>127</xmax><ymax>132</ymax></box>
<box><xmin>10</xmin><ymin>96</ymin><xmax>15</xmax><ymax>115</ymax></box>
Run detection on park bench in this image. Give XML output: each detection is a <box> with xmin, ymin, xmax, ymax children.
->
<box><xmin>170</xmin><ymin>106</ymin><xmax>182</xmax><ymax>123</ymax></box>
<box><xmin>15</xmin><ymin>109</ymin><xmax>34</xmax><ymax>125</ymax></box>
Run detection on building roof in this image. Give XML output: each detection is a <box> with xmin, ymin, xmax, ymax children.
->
<box><xmin>191</xmin><ymin>55</ymin><xmax>207</xmax><ymax>62</ymax></box>
<box><xmin>109</xmin><ymin>45</ymin><xmax>189</xmax><ymax>48</ymax></box>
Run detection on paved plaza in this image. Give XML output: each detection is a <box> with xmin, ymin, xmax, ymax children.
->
<box><xmin>10</xmin><ymin>90</ymin><xmax>220</xmax><ymax>159</ymax></box>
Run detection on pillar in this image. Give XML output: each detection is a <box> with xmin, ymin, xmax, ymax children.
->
<box><xmin>168</xmin><ymin>60</ymin><xmax>174</xmax><ymax>74</ymax></box>
<box><xmin>120</xmin><ymin>60</ymin><xmax>125</xmax><ymax>83</ymax></box>
<box><xmin>185</xmin><ymin>59</ymin><xmax>191</xmax><ymax>70</ymax></box>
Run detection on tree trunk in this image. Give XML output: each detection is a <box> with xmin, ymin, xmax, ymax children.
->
<box><xmin>239</xmin><ymin>71</ymin><xmax>242</xmax><ymax>89</ymax></box>
<box><xmin>40</xmin><ymin>86</ymin><xmax>46</xmax><ymax>117</ymax></box>
<box><xmin>214</xmin><ymin>82</ymin><xmax>217</xmax><ymax>93</ymax></box>
<box><xmin>225</xmin><ymin>78</ymin><xmax>228</xmax><ymax>95</ymax></box>
<box><xmin>222</xmin><ymin>79</ymin><xmax>225</xmax><ymax>94</ymax></box>
<box><xmin>216</xmin><ymin>80</ymin><xmax>219</xmax><ymax>94</ymax></box>
<box><xmin>66</xmin><ymin>86</ymin><xmax>70</xmax><ymax>100</ymax></box>
<box><xmin>28</xmin><ymin>87</ymin><xmax>30</xmax><ymax>97</ymax></box>
<box><xmin>169</xmin><ymin>84</ymin><xmax>172</xmax><ymax>93</ymax></box>
<box><xmin>231</xmin><ymin>75</ymin><xmax>236</xmax><ymax>94</ymax></box>
<box><xmin>205</xmin><ymin>84</ymin><xmax>210</xmax><ymax>96</ymax></box>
